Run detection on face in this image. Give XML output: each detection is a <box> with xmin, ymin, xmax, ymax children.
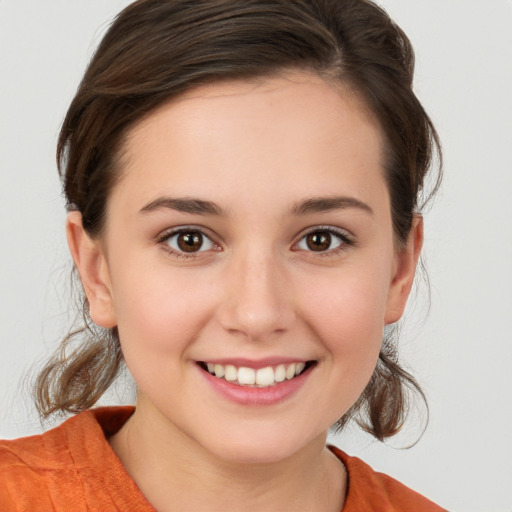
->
<box><xmin>70</xmin><ymin>72</ymin><xmax>420</xmax><ymax>464</ymax></box>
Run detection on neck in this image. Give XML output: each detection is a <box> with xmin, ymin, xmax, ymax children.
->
<box><xmin>109</xmin><ymin>399</ymin><xmax>346</xmax><ymax>512</ymax></box>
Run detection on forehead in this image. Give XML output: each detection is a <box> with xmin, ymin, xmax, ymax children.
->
<box><xmin>114</xmin><ymin>71</ymin><xmax>386</xmax><ymax>213</ymax></box>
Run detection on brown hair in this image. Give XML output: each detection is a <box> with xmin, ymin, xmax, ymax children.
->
<box><xmin>35</xmin><ymin>0</ymin><xmax>441</xmax><ymax>440</ymax></box>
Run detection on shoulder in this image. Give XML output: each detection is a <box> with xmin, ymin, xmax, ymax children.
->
<box><xmin>0</xmin><ymin>406</ymin><xmax>136</xmax><ymax>511</ymax></box>
<box><xmin>0</xmin><ymin>414</ymin><xmax>83</xmax><ymax>510</ymax></box>
<box><xmin>329</xmin><ymin>446</ymin><xmax>447</xmax><ymax>512</ymax></box>
<box><xmin>0</xmin><ymin>432</ymin><xmax>56</xmax><ymax>509</ymax></box>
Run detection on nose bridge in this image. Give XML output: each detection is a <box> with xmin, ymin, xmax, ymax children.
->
<box><xmin>219</xmin><ymin>243</ymin><xmax>294</xmax><ymax>340</ymax></box>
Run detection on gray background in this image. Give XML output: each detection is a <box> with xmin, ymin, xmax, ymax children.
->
<box><xmin>1</xmin><ymin>1</ymin><xmax>511</xmax><ymax>510</ymax></box>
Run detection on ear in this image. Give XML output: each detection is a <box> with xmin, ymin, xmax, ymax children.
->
<box><xmin>384</xmin><ymin>215</ymin><xmax>424</xmax><ymax>324</ymax></box>
<box><xmin>66</xmin><ymin>211</ymin><xmax>117</xmax><ymax>328</ymax></box>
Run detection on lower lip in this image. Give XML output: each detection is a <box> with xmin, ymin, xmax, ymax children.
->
<box><xmin>198</xmin><ymin>365</ymin><xmax>313</xmax><ymax>406</ymax></box>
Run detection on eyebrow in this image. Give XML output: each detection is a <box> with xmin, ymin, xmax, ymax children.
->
<box><xmin>291</xmin><ymin>196</ymin><xmax>373</xmax><ymax>216</ymax></box>
<box><xmin>139</xmin><ymin>194</ymin><xmax>373</xmax><ymax>217</ymax></box>
<box><xmin>140</xmin><ymin>197</ymin><xmax>225</xmax><ymax>216</ymax></box>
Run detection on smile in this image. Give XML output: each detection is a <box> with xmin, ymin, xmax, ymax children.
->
<box><xmin>198</xmin><ymin>361</ymin><xmax>314</xmax><ymax>388</ymax></box>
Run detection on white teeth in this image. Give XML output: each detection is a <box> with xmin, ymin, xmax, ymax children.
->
<box><xmin>256</xmin><ymin>367</ymin><xmax>275</xmax><ymax>386</ymax></box>
<box><xmin>295</xmin><ymin>362</ymin><xmax>306</xmax><ymax>375</ymax></box>
<box><xmin>224</xmin><ymin>364</ymin><xmax>237</xmax><ymax>382</ymax></box>
<box><xmin>214</xmin><ymin>364</ymin><xmax>225</xmax><ymax>378</ymax></box>
<box><xmin>238</xmin><ymin>367</ymin><xmax>256</xmax><ymax>385</ymax></box>
<box><xmin>274</xmin><ymin>364</ymin><xmax>286</xmax><ymax>382</ymax></box>
<box><xmin>204</xmin><ymin>361</ymin><xmax>309</xmax><ymax>387</ymax></box>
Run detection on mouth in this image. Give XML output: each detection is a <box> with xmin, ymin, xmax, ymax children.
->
<box><xmin>197</xmin><ymin>360</ymin><xmax>316</xmax><ymax>388</ymax></box>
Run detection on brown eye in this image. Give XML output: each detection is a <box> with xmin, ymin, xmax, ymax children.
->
<box><xmin>296</xmin><ymin>229</ymin><xmax>346</xmax><ymax>253</ymax></box>
<box><xmin>177</xmin><ymin>232</ymin><xmax>203</xmax><ymax>252</ymax></box>
<box><xmin>165</xmin><ymin>230</ymin><xmax>215</xmax><ymax>254</ymax></box>
<box><xmin>305</xmin><ymin>232</ymin><xmax>331</xmax><ymax>251</ymax></box>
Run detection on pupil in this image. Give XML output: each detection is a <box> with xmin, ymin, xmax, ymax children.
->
<box><xmin>307</xmin><ymin>232</ymin><xmax>330</xmax><ymax>251</ymax></box>
<box><xmin>178</xmin><ymin>232</ymin><xmax>202</xmax><ymax>252</ymax></box>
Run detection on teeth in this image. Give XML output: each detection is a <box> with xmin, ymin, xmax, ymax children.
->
<box><xmin>238</xmin><ymin>367</ymin><xmax>256</xmax><ymax>385</ymax></box>
<box><xmin>274</xmin><ymin>364</ymin><xmax>286</xmax><ymax>382</ymax></box>
<box><xmin>295</xmin><ymin>362</ymin><xmax>306</xmax><ymax>375</ymax></box>
<box><xmin>214</xmin><ymin>364</ymin><xmax>224</xmax><ymax>378</ymax></box>
<box><xmin>255</xmin><ymin>367</ymin><xmax>274</xmax><ymax>386</ymax></box>
<box><xmin>203</xmin><ymin>361</ymin><xmax>309</xmax><ymax>388</ymax></box>
<box><xmin>224</xmin><ymin>365</ymin><xmax>237</xmax><ymax>382</ymax></box>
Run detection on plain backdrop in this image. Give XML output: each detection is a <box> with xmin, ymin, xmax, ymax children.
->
<box><xmin>1</xmin><ymin>1</ymin><xmax>511</xmax><ymax>511</ymax></box>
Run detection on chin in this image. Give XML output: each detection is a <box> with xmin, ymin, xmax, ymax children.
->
<box><xmin>200</xmin><ymin>423</ymin><xmax>326</xmax><ymax>466</ymax></box>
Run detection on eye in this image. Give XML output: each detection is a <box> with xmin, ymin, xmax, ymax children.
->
<box><xmin>296</xmin><ymin>228</ymin><xmax>349</xmax><ymax>253</ymax></box>
<box><xmin>164</xmin><ymin>229</ymin><xmax>215</xmax><ymax>254</ymax></box>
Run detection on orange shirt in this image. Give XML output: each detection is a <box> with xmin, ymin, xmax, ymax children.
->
<box><xmin>0</xmin><ymin>407</ymin><xmax>446</xmax><ymax>511</ymax></box>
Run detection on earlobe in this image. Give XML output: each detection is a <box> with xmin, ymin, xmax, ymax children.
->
<box><xmin>384</xmin><ymin>215</ymin><xmax>424</xmax><ymax>325</ymax></box>
<box><xmin>66</xmin><ymin>211</ymin><xmax>117</xmax><ymax>328</ymax></box>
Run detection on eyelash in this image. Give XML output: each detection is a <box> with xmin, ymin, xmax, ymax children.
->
<box><xmin>294</xmin><ymin>225</ymin><xmax>355</xmax><ymax>257</ymax></box>
<box><xmin>156</xmin><ymin>226</ymin><xmax>219</xmax><ymax>260</ymax></box>
<box><xmin>156</xmin><ymin>225</ymin><xmax>355</xmax><ymax>259</ymax></box>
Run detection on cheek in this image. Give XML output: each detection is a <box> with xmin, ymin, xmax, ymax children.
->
<box><xmin>302</xmin><ymin>262</ymin><xmax>389</xmax><ymax>334</ymax></box>
<box><xmin>299</xmin><ymin>266</ymin><xmax>390</xmax><ymax>375</ymax></box>
<box><xmin>109</xmin><ymin>265</ymin><xmax>216</xmax><ymax>367</ymax></box>
<box><xmin>303</xmin><ymin>279</ymin><xmax>386</xmax><ymax>422</ymax></box>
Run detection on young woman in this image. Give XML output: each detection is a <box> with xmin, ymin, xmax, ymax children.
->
<box><xmin>0</xmin><ymin>0</ymin><xmax>445</xmax><ymax>510</ymax></box>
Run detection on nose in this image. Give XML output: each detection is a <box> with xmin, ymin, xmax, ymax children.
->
<box><xmin>217</xmin><ymin>248</ymin><xmax>295</xmax><ymax>342</ymax></box>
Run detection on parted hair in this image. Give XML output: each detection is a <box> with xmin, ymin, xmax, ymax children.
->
<box><xmin>35</xmin><ymin>0</ymin><xmax>441</xmax><ymax>440</ymax></box>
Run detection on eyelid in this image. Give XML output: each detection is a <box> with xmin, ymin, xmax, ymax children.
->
<box><xmin>155</xmin><ymin>224</ymin><xmax>354</xmax><ymax>258</ymax></box>
<box><xmin>298</xmin><ymin>224</ymin><xmax>354</xmax><ymax>239</ymax></box>
<box><xmin>156</xmin><ymin>225</ymin><xmax>221</xmax><ymax>257</ymax></box>
<box><xmin>293</xmin><ymin>225</ymin><xmax>355</xmax><ymax>253</ymax></box>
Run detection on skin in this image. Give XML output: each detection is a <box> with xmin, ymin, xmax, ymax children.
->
<box><xmin>67</xmin><ymin>71</ymin><xmax>422</xmax><ymax>512</ymax></box>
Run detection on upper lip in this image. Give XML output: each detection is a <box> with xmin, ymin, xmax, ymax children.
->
<box><xmin>197</xmin><ymin>357</ymin><xmax>313</xmax><ymax>369</ymax></box>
